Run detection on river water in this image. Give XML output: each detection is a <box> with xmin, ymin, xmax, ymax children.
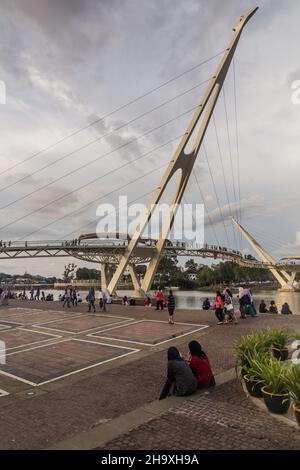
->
<box><xmin>36</xmin><ymin>288</ymin><xmax>300</xmax><ymax>314</ymax></box>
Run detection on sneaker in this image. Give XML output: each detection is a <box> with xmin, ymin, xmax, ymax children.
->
<box><xmin>217</xmin><ymin>321</ymin><xmax>224</xmax><ymax>325</ymax></box>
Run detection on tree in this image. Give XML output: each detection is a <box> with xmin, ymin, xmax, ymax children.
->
<box><xmin>76</xmin><ymin>267</ymin><xmax>99</xmax><ymax>280</ymax></box>
<box><xmin>185</xmin><ymin>259</ymin><xmax>198</xmax><ymax>270</ymax></box>
<box><xmin>63</xmin><ymin>263</ymin><xmax>77</xmax><ymax>282</ymax></box>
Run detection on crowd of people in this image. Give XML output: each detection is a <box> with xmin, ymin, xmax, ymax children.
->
<box><xmin>201</xmin><ymin>287</ymin><xmax>294</xmax><ymax>324</ymax></box>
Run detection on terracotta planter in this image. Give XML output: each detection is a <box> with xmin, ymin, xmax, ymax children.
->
<box><xmin>244</xmin><ymin>375</ymin><xmax>263</xmax><ymax>398</ymax></box>
<box><xmin>262</xmin><ymin>386</ymin><xmax>290</xmax><ymax>414</ymax></box>
<box><xmin>293</xmin><ymin>404</ymin><xmax>300</xmax><ymax>426</ymax></box>
<box><xmin>272</xmin><ymin>347</ymin><xmax>289</xmax><ymax>361</ymax></box>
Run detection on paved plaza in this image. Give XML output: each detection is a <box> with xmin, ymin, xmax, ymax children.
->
<box><xmin>0</xmin><ymin>300</ymin><xmax>299</xmax><ymax>449</ymax></box>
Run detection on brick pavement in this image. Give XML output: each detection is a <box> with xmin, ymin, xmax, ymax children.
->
<box><xmin>98</xmin><ymin>380</ymin><xmax>300</xmax><ymax>450</ymax></box>
<box><xmin>0</xmin><ymin>301</ymin><xmax>299</xmax><ymax>449</ymax></box>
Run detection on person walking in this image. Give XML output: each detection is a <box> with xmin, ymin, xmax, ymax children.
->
<box><xmin>215</xmin><ymin>291</ymin><xmax>224</xmax><ymax>324</ymax></box>
<box><xmin>72</xmin><ymin>287</ymin><xmax>78</xmax><ymax>307</ymax></box>
<box><xmin>35</xmin><ymin>287</ymin><xmax>40</xmax><ymax>301</ymax></box>
<box><xmin>223</xmin><ymin>288</ymin><xmax>237</xmax><ymax>324</ymax></box>
<box><xmin>155</xmin><ymin>286</ymin><xmax>164</xmax><ymax>310</ymax></box>
<box><xmin>167</xmin><ymin>289</ymin><xmax>175</xmax><ymax>325</ymax></box>
<box><xmin>30</xmin><ymin>287</ymin><xmax>34</xmax><ymax>301</ymax></box>
<box><xmin>63</xmin><ymin>286</ymin><xmax>71</xmax><ymax>308</ymax></box>
<box><xmin>87</xmin><ymin>287</ymin><xmax>96</xmax><ymax>313</ymax></box>
<box><xmin>102</xmin><ymin>291</ymin><xmax>108</xmax><ymax>312</ymax></box>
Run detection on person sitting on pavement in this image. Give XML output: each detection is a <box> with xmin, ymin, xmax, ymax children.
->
<box><xmin>122</xmin><ymin>295</ymin><xmax>128</xmax><ymax>306</ymax></box>
<box><xmin>202</xmin><ymin>298</ymin><xmax>210</xmax><ymax>310</ymax></box>
<box><xmin>159</xmin><ymin>347</ymin><xmax>198</xmax><ymax>400</ymax></box>
<box><xmin>269</xmin><ymin>300</ymin><xmax>278</xmax><ymax>314</ymax></box>
<box><xmin>144</xmin><ymin>296</ymin><xmax>152</xmax><ymax>307</ymax></box>
<box><xmin>281</xmin><ymin>302</ymin><xmax>292</xmax><ymax>315</ymax></box>
<box><xmin>188</xmin><ymin>340</ymin><xmax>215</xmax><ymax>389</ymax></box>
<box><xmin>259</xmin><ymin>299</ymin><xmax>268</xmax><ymax>313</ymax></box>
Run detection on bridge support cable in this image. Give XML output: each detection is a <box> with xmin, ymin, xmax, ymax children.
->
<box><xmin>212</xmin><ymin>113</ymin><xmax>237</xmax><ymax>248</ymax></box>
<box><xmin>62</xmin><ymin>188</ymin><xmax>156</xmax><ymax>241</ymax></box>
<box><xmin>222</xmin><ymin>85</ymin><xmax>241</xmax><ymax>250</ymax></box>
<box><xmin>202</xmin><ymin>143</ymin><xmax>231</xmax><ymax>247</ymax></box>
<box><xmin>0</xmin><ymin>134</ymin><xmax>182</xmax><ymax>233</ymax></box>
<box><xmin>105</xmin><ymin>8</ymin><xmax>258</xmax><ymax>297</ymax></box>
<box><xmin>231</xmin><ymin>217</ymin><xmax>296</xmax><ymax>290</ymax></box>
<box><xmin>0</xmin><ymin>51</ymin><xmax>225</xmax><ymax>179</ymax></box>
<box><xmin>191</xmin><ymin>170</ymin><xmax>220</xmax><ymax>246</ymax></box>
<box><xmin>233</xmin><ymin>57</ymin><xmax>243</xmax><ymax>250</ymax></box>
<box><xmin>17</xmin><ymin>163</ymin><xmax>169</xmax><ymax>241</ymax></box>
<box><xmin>0</xmin><ymin>78</ymin><xmax>212</xmax><ymax>202</ymax></box>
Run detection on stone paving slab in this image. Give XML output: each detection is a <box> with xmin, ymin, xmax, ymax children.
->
<box><xmin>98</xmin><ymin>379</ymin><xmax>300</xmax><ymax>450</ymax></box>
<box><xmin>0</xmin><ymin>302</ymin><xmax>299</xmax><ymax>449</ymax></box>
<box><xmin>0</xmin><ymin>308</ymin><xmax>81</xmax><ymax>326</ymax></box>
<box><xmin>34</xmin><ymin>314</ymin><xmax>133</xmax><ymax>333</ymax></box>
<box><xmin>0</xmin><ymin>339</ymin><xmax>138</xmax><ymax>385</ymax></box>
<box><xmin>90</xmin><ymin>319</ymin><xmax>208</xmax><ymax>345</ymax></box>
<box><xmin>0</xmin><ymin>328</ymin><xmax>61</xmax><ymax>350</ymax></box>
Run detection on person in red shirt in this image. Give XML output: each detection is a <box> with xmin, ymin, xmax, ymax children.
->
<box><xmin>188</xmin><ymin>340</ymin><xmax>215</xmax><ymax>389</ymax></box>
<box><xmin>155</xmin><ymin>286</ymin><xmax>164</xmax><ymax>310</ymax></box>
<box><xmin>215</xmin><ymin>290</ymin><xmax>225</xmax><ymax>324</ymax></box>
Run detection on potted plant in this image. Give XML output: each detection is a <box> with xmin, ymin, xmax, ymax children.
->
<box><xmin>234</xmin><ymin>331</ymin><xmax>272</xmax><ymax>376</ymax></box>
<box><xmin>258</xmin><ymin>359</ymin><xmax>290</xmax><ymax>414</ymax></box>
<box><xmin>293</xmin><ymin>331</ymin><xmax>300</xmax><ymax>349</ymax></box>
<box><xmin>242</xmin><ymin>350</ymin><xmax>268</xmax><ymax>398</ymax></box>
<box><xmin>284</xmin><ymin>364</ymin><xmax>300</xmax><ymax>426</ymax></box>
<box><xmin>269</xmin><ymin>329</ymin><xmax>290</xmax><ymax>361</ymax></box>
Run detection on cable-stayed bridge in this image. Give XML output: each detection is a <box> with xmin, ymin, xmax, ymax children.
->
<box><xmin>1</xmin><ymin>7</ymin><xmax>299</xmax><ymax>295</ymax></box>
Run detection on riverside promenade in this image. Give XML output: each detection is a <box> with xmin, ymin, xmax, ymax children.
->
<box><xmin>0</xmin><ymin>300</ymin><xmax>300</xmax><ymax>450</ymax></box>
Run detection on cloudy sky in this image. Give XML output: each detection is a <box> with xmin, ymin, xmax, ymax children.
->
<box><xmin>0</xmin><ymin>0</ymin><xmax>299</xmax><ymax>276</ymax></box>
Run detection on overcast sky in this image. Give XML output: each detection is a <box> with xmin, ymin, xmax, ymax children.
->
<box><xmin>0</xmin><ymin>0</ymin><xmax>299</xmax><ymax>276</ymax></box>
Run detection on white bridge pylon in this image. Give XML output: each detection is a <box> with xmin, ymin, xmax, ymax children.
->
<box><xmin>231</xmin><ymin>217</ymin><xmax>298</xmax><ymax>291</ymax></box>
<box><xmin>106</xmin><ymin>7</ymin><xmax>259</xmax><ymax>298</ymax></box>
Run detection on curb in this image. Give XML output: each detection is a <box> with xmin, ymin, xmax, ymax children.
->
<box><xmin>48</xmin><ymin>368</ymin><xmax>236</xmax><ymax>450</ymax></box>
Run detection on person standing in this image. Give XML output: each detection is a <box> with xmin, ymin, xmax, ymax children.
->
<box><xmin>87</xmin><ymin>287</ymin><xmax>96</xmax><ymax>313</ymax></box>
<box><xmin>223</xmin><ymin>288</ymin><xmax>237</xmax><ymax>324</ymax></box>
<box><xmin>63</xmin><ymin>286</ymin><xmax>71</xmax><ymax>308</ymax></box>
<box><xmin>215</xmin><ymin>291</ymin><xmax>224</xmax><ymax>324</ymax></box>
<box><xmin>72</xmin><ymin>287</ymin><xmax>78</xmax><ymax>307</ymax></box>
<box><xmin>155</xmin><ymin>286</ymin><xmax>164</xmax><ymax>310</ymax></box>
<box><xmin>35</xmin><ymin>287</ymin><xmax>40</xmax><ymax>301</ymax></box>
<box><xmin>102</xmin><ymin>291</ymin><xmax>108</xmax><ymax>312</ymax></box>
<box><xmin>167</xmin><ymin>290</ymin><xmax>175</xmax><ymax>325</ymax></box>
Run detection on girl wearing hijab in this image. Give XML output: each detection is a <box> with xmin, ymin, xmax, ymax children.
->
<box><xmin>188</xmin><ymin>341</ymin><xmax>215</xmax><ymax>389</ymax></box>
<box><xmin>159</xmin><ymin>347</ymin><xmax>198</xmax><ymax>400</ymax></box>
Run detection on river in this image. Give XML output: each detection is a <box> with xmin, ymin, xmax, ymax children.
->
<box><xmin>34</xmin><ymin>288</ymin><xmax>300</xmax><ymax>314</ymax></box>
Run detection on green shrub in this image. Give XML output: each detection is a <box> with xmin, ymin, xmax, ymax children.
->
<box><xmin>234</xmin><ymin>330</ymin><xmax>273</xmax><ymax>372</ymax></box>
<box><xmin>284</xmin><ymin>364</ymin><xmax>300</xmax><ymax>408</ymax></box>
<box><xmin>255</xmin><ymin>358</ymin><xmax>289</xmax><ymax>395</ymax></box>
<box><xmin>269</xmin><ymin>329</ymin><xmax>290</xmax><ymax>351</ymax></box>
